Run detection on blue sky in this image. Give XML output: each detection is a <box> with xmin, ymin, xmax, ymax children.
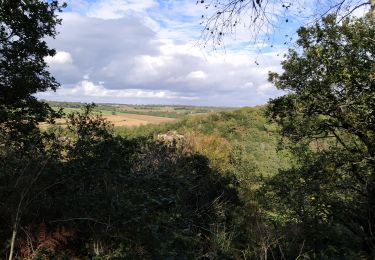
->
<box><xmin>37</xmin><ymin>0</ymin><xmax>368</xmax><ymax>106</ymax></box>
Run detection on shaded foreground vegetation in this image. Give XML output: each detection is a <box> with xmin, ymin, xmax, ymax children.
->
<box><xmin>2</xmin><ymin>100</ymin><xmax>372</xmax><ymax>258</ymax></box>
<box><xmin>1</xmin><ymin>105</ymin><xmax>240</xmax><ymax>259</ymax></box>
<box><xmin>1</xmin><ymin>103</ymin><xmax>294</xmax><ymax>259</ymax></box>
<box><xmin>1</xmin><ymin>1</ymin><xmax>374</xmax><ymax>259</ymax></box>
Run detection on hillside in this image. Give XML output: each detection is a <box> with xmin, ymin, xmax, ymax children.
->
<box><xmin>117</xmin><ymin>106</ymin><xmax>291</xmax><ymax>185</ymax></box>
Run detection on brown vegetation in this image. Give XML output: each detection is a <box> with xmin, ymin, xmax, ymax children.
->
<box><xmin>40</xmin><ymin>113</ymin><xmax>177</xmax><ymax>128</ymax></box>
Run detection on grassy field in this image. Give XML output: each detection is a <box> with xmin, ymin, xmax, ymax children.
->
<box><xmin>103</xmin><ymin>113</ymin><xmax>176</xmax><ymax>127</ymax></box>
<box><xmin>41</xmin><ymin>101</ymin><xmax>233</xmax><ymax>128</ymax></box>
<box><xmin>42</xmin><ymin>107</ymin><xmax>177</xmax><ymax>128</ymax></box>
<box><xmin>46</xmin><ymin>101</ymin><xmax>233</xmax><ymax>118</ymax></box>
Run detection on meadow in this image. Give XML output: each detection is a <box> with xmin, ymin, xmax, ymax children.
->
<box><xmin>47</xmin><ymin>101</ymin><xmax>233</xmax><ymax>118</ymax></box>
<box><xmin>42</xmin><ymin>110</ymin><xmax>177</xmax><ymax>127</ymax></box>
<box><xmin>43</xmin><ymin>101</ymin><xmax>232</xmax><ymax>128</ymax></box>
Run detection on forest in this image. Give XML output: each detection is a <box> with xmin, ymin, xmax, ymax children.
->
<box><xmin>0</xmin><ymin>1</ymin><xmax>374</xmax><ymax>259</ymax></box>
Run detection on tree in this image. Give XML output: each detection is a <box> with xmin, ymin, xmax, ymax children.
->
<box><xmin>198</xmin><ymin>0</ymin><xmax>374</xmax><ymax>48</ymax></box>
<box><xmin>0</xmin><ymin>1</ymin><xmax>65</xmax><ymax>259</ymax></box>
<box><xmin>263</xmin><ymin>14</ymin><xmax>375</xmax><ymax>257</ymax></box>
<box><xmin>267</xmin><ymin>13</ymin><xmax>374</xmax><ymax>164</ymax></box>
<box><xmin>0</xmin><ymin>0</ymin><xmax>66</xmax><ymax>135</ymax></box>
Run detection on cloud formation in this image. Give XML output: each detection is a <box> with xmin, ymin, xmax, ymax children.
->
<box><xmin>40</xmin><ymin>0</ymin><xmax>285</xmax><ymax>106</ymax></box>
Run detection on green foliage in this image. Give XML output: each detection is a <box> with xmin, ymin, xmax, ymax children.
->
<box><xmin>48</xmin><ymin>101</ymin><xmax>233</xmax><ymax>118</ymax></box>
<box><xmin>115</xmin><ymin>106</ymin><xmax>294</xmax><ymax>258</ymax></box>
<box><xmin>0</xmin><ymin>2</ymin><xmax>66</xmax><ymax>259</ymax></box>
<box><xmin>1</xmin><ymin>105</ymin><xmax>240</xmax><ymax>258</ymax></box>
<box><xmin>268</xmin><ymin>15</ymin><xmax>375</xmax><ymax>151</ymax></box>
<box><xmin>264</xmin><ymin>14</ymin><xmax>375</xmax><ymax>258</ymax></box>
<box><xmin>132</xmin><ymin>106</ymin><xmax>291</xmax><ymax>178</ymax></box>
<box><xmin>0</xmin><ymin>1</ymin><xmax>65</xmax><ymax>131</ymax></box>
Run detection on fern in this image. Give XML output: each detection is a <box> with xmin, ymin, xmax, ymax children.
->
<box><xmin>19</xmin><ymin>223</ymin><xmax>74</xmax><ymax>259</ymax></box>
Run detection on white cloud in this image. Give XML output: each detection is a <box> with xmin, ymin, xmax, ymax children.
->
<box><xmin>38</xmin><ymin>80</ymin><xmax>198</xmax><ymax>101</ymax></box>
<box><xmin>45</xmin><ymin>51</ymin><xmax>73</xmax><ymax>65</ymax></box>
<box><xmin>66</xmin><ymin>0</ymin><xmax>157</xmax><ymax>19</ymax></box>
<box><xmin>39</xmin><ymin>0</ymin><xmax>372</xmax><ymax>106</ymax></box>
<box><xmin>39</xmin><ymin>1</ymin><xmax>286</xmax><ymax>106</ymax></box>
<box><xmin>187</xmin><ymin>70</ymin><xmax>207</xmax><ymax>80</ymax></box>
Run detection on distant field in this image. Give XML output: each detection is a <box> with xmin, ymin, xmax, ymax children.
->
<box><xmin>40</xmin><ymin>101</ymin><xmax>233</xmax><ymax>128</ymax></box>
<box><xmin>46</xmin><ymin>101</ymin><xmax>233</xmax><ymax>118</ymax></box>
<box><xmin>103</xmin><ymin>114</ymin><xmax>176</xmax><ymax>127</ymax></box>
<box><xmin>41</xmin><ymin>109</ymin><xmax>177</xmax><ymax>128</ymax></box>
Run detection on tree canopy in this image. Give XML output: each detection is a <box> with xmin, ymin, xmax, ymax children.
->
<box><xmin>0</xmin><ymin>1</ymin><xmax>65</xmax><ymax>259</ymax></box>
<box><xmin>264</xmin><ymin>13</ymin><xmax>375</xmax><ymax>256</ymax></box>
<box><xmin>0</xmin><ymin>0</ymin><xmax>66</xmax><ymax>132</ymax></box>
<box><xmin>268</xmin><ymin>13</ymin><xmax>374</xmax><ymax>162</ymax></box>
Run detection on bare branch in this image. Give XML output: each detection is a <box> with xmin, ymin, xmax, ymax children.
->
<box><xmin>198</xmin><ymin>0</ymin><xmax>371</xmax><ymax>49</ymax></box>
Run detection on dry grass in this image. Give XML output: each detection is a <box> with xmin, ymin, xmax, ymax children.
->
<box><xmin>40</xmin><ymin>113</ymin><xmax>176</xmax><ymax>128</ymax></box>
<box><xmin>104</xmin><ymin>114</ymin><xmax>176</xmax><ymax>127</ymax></box>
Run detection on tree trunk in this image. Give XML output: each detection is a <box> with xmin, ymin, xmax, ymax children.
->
<box><xmin>8</xmin><ymin>223</ymin><xmax>17</xmax><ymax>260</ymax></box>
<box><xmin>9</xmin><ymin>198</ymin><xmax>22</xmax><ymax>260</ymax></box>
<box><xmin>371</xmin><ymin>0</ymin><xmax>375</xmax><ymax>19</ymax></box>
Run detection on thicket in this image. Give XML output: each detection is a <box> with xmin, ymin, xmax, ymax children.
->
<box><xmin>117</xmin><ymin>106</ymin><xmax>290</xmax><ymax>183</ymax></box>
<box><xmin>1</xmin><ymin>105</ymin><xmax>240</xmax><ymax>259</ymax></box>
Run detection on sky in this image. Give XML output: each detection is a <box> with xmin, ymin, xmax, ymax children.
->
<box><xmin>36</xmin><ymin>0</ymin><xmax>368</xmax><ymax>107</ymax></box>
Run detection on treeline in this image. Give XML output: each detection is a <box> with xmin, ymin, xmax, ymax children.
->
<box><xmin>47</xmin><ymin>101</ymin><xmax>231</xmax><ymax>118</ymax></box>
